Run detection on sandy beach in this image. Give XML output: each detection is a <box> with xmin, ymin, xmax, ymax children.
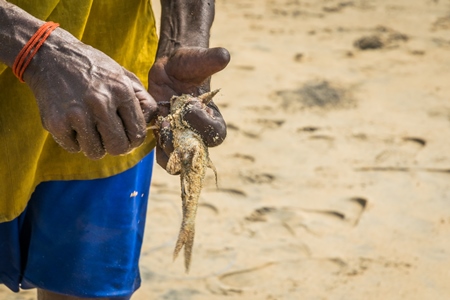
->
<box><xmin>2</xmin><ymin>0</ymin><xmax>450</xmax><ymax>299</ymax></box>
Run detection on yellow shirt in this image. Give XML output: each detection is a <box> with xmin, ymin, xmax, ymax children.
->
<box><xmin>0</xmin><ymin>0</ymin><xmax>158</xmax><ymax>222</ymax></box>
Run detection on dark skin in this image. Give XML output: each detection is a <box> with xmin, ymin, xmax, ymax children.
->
<box><xmin>150</xmin><ymin>47</ymin><xmax>229</xmax><ymax>169</ymax></box>
<box><xmin>0</xmin><ymin>0</ymin><xmax>229</xmax><ymax>299</ymax></box>
<box><xmin>149</xmin><ymin>0</ymin><xmax>229</xmax><ymax>169</ymax></box>
<box><xmin>0</xmin><ymin>0</ymin><xmax>229</xmax><ymax>162</ymax></box>
<box><xmin>0</xmin><ymin>1</ymin><xmax>157</xmax><ymax>160</ymax></box>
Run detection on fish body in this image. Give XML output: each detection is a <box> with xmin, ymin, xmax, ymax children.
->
<box><xmin>163</xmin><ymin>90</ymin><xmax>219</xmax><ymax>273</ymax></box>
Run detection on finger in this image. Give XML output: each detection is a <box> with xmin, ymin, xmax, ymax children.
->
<box><xmin>148</xmin><ymin>57</ymin><xmax>176</xmax><ymax>104</ymax></box>
<box><xmin>72</xmin><ymin>120</ymin><xmax>106</xmax><ymax>160</ymax></box>
<box><xmin>117</xmin><ymin>103</ymin><xmax>147</xmax><ymax>149</ymax></box>
<box><xmin>152</xmin><ymin>119</ymin><xmax>175</xmax><ymax>171</ymax></box>
<box><xmin>155</xmin><ymin>145</ymin><xmax>169</xmax><ymax>170</ymax></box>
<box><xmin>182</xmin><ymin>101</ymin><xmax>227</xmax><ymax>147</ymax></box>
<box><xmin>132</xmin><ymin>81</ymin><xmax>158</xmax><ymax>124</ymax></box>
<box><xmin>124</xmin><ymin>68</ymin><xmax>158</xmax><ymax>123</ymax></box>
<box><xmin>116</xmin><ymin>77</ymin><xmax>147</xmax><ymax>149</ymax></box>
<box><xmin>166</xmin><ymin>47</ymin><xmax>231</xmax><ymax>84</ymax></box>
<box><xmin>156</xmin><ymin>101</ymin><xmax>170</xmax><ymax>117</ymax></box>
<box><xmin>155</xmin><ymin>120</ymin><xmax>175</xmax><ymax>155</ymax></box>
<box><xmin>83</xmin><ymin>88</ymin><xmax>132</xmax><ymax>155</ymax></box>
<box><xmin>155</xmin><ymin>145</ymin><xmax>180</xmax><ymax>175</ymax></box>
<box><xmin>50</xmin><ymin>129</ymin><xmax>80</xmax><ymax>153</ymax></box>
<box><xmin>95</xmin><ymin>113</ymin><xmax>131</xmax><ymax>156</ymax></box>
<box><xmin>42</xmin><ymin>117</ymin><xmax>81</xmax><ymax>153</ymax></box>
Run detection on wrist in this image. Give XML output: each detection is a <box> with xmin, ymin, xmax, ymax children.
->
<box><xmin>13</xmin><ymin>22</ymin><xmax>60</xmax><ymax>82</ymax></box>
<box><xmin>0</xmin><ymin>1</ymin><xmax>84</xmax><ymax>84</ymax></box>
<box><xmin>0</xmin><ymin>1</ymin><xmax>45</xmax><ymax>68</ymax></box>
<box><xmin>156</xmin><ymin>0</ymin><xmax>214</xmax><ymax>58</ymax></box>
<box><xmin>21</xmin><ymin>26</ymin><xmax>83</xmax><ymax>83</ymax></box>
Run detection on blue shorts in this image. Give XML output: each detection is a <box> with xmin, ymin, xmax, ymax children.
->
<box><xmin>0</xmin><ymin>151</ymin><xmax>154</xmax><ymax>299</ymax></box>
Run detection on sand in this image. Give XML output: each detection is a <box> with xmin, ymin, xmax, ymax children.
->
<box><xmin>2</xmin><ymin>0</ymin><xmax>450</xmax><ymax>299</ymax></box>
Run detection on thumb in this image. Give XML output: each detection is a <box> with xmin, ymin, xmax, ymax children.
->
<box><xmin>166</xmin><ymin>47</ymin><xmax>230</xmax><ymax>84</ymax></box>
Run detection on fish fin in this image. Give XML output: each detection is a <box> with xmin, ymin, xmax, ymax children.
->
<box><xmin>166</xmin><ymin>150</ymin><xmax>182</xmax><ymax>175</ymax></box>
<box><xmin>198</xmin><ymin>89</ymin><xmax>220</xmax><ymax>105</ymax></box>
<box><xmin>208</xmin><ymin>159</ymin><xmax>219</xmax><ymax>188</ymax></box>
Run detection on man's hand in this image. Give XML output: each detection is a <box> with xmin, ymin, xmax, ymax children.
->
<box><xmin>24</xmin><ymin>28</ymin><xmax>157</xmax><ymax>160</ymax></box>
<box><xmin>148</xmin><ymin>46</ymin><xmax>230</xmax><ymax>169</ymax></box>
<box><xmin>0</xmin><ymin>2</ymin><xmax>158</xmax><ymax>159</ymax></box>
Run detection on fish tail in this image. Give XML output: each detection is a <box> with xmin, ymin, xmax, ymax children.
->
<box><xmin>173</xmin><ymin>229</ymin><xmax>186</xmax><ymax>262</ymax></box>
<box><xmin>184</xmin><ymin>226</ymin><xmax>195</xmax><ymax>273</ymax></box>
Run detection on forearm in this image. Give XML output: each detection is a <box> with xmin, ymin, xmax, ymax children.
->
<box><xmin>0</xmin><ymin>1</ymin><xmax>91</xmax><ymax>86</ymax></box>
<box><xmin>148</xmin><ymin>0</ymin><xmax>229</xmax><ymax>159</ymax></box>
<box><xmin>0</xmin><ymin>0</ymin><xmax>44</xmax><ymax>68</ymax></box>
<box><xmin>156</xmin><ymin>0</ymin><xmax>215</xmax><ymax>58</ymax></box>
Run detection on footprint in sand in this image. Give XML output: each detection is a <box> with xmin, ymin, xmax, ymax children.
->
<box><xmin>209</xmin><ymin>255</ymin><xmax>412</xmax><ymax>297</ymax></box>
<box><xmin>296</xmin><ymin>126</ymin><xmax>336</xmax><ymax>151</ymax></box>
<box><xmin>227</xmin><ymin>119</ymin><xmax>285</xmax><ymax>140</ymax></box>
<box><xmin>159</xmin><ymin>288</ymin><xmax>200</xmax><ymax>300</ymax></box>
<box><xmin>297</xmin><ymin>126</ymin><xmax>321</xmax><ymax>133</ymax></box>
<box><xmin>254</xmin><ymin>118</ymin><xmax>285</xmax><ymax>129</ymax></box>
<box><xmin>231</xmin><ymin>153</ymin><xmax>256</xmax><ymax>163</ymax></box>
<box><xmin>239</xmin><ymin>171</ymin><xmax>276</xmax><ymax>185</ymax></box>
<box><xmin>210</xmin><ymin>258</ymin><xmax>343</xmax><ymax>296</ymax></box>
<box><xmin>374</xmin><ymin>136</ymin><xmax>426</xmax><ymax>165</ymax></box>
<box><xmin>244</xmin><ymin>197</ymin><xmax>368</xmax><ymax>238</ymax></box>
<box><xmin>300</xmin><ymin>197</ymin><xmax>368</xmax><ymax>231</ymax></box>
<box><xmin>350</xmin><ymin>133</ymin><xmax>428</xmax><ymax>170</ymax></box>
<box><xmin>226</xmin><ymin>122</ymin><xmax>260</xmax><ymax>139</ymax></box>
<box><xmin>216</xmin><ymin>188</ymin><xmax>247</xmax><ymax>197</ymax></box>
<box><xmin>307</xmin><ymin>134</ymin><xmax>335</xmax><ymax>153</ymax></box>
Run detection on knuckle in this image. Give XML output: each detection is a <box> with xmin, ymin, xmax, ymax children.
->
<box><xmin>66</xmin><ymin>106</ymin><xmax>89</xmax><ymax>124</ymax></box>
<box><xmin>85</xmin><ymin>96</ymin><xmax>110</xmax><ymax>111</ymax></box>
<box><xmin>116</xmin><ymin>74</ymin><xmax>134</xmax><ymax>95</ymax></box>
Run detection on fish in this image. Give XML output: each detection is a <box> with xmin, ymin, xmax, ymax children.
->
<box><xmin>157</xmin><ymin>90</ymin><xmax>219</xmax><ymax>273</ymax></box>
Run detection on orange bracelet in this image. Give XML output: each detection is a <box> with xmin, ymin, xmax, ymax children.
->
<box><xmin>12</xmin><ymin>21</ymin><xmax>60</xmax><ymax>83</ymax></box>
